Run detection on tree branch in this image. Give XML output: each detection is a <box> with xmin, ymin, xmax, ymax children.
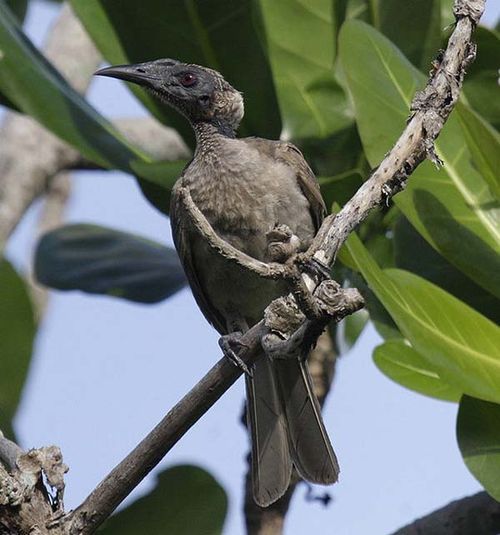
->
<box><xmin>391</xmin><ymin>491</ymin><xmax>500</xmax><ymax>535</ymax></box>
<box><xmin>65</xmin><ymin>1</ymin><xmax>485</xmax><ymax>533</ymax></box>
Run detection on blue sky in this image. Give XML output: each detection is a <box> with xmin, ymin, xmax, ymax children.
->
<box><xmin>5</xmin><ymin>2</ymin><xmax>499</xmax><ymax>534</ymax></box>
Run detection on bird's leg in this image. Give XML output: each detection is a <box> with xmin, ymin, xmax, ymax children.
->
<box><xmin>219</xmin><ymin>317</ymin><xmax>254</xmax><ymax>376</ymax></box>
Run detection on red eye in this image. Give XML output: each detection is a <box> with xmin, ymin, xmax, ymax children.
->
<box><xmin>180</xmin><ymin>73</ymin><xmax>197</xmax><ymax>87</ymax></box>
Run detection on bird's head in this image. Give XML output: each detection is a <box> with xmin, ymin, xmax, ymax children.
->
<box><xmin>95</xmin><ymin>59</ymin><xmax>244</xmax><ymax>133</ymax></box>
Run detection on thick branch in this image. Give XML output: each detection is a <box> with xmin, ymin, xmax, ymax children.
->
<box><xmin>391</xmin><ymin>491</ymin><xmax>500</xmax><ymax>535</ymax></box>
<box><xmin>66</xmin><ymin>1</ymin><xmax>484</xmax><ymax>533</ymax></box>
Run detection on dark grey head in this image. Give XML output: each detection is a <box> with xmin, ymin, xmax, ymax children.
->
<box><xmin>95</xmin><ymin>59</ymin><xmax>244</xmax><ymax>132</ymax></box>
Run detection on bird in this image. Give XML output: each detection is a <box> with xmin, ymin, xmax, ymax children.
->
<box><xmin>96</xmin><ymin>59</ymin><xmax>339</xmax><ymax>507</ymax></box>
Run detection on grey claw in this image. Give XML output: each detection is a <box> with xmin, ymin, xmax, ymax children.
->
<box><xmin>219</xmin><ymin>334</ymin><xmax>253</xmax><ymax>377</ymax></box>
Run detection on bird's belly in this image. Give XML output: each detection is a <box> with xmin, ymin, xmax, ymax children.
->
<box><xmin>191</xmin><ymin>236</ymin><xmax>287</xmax><ymax>328</ymax></box>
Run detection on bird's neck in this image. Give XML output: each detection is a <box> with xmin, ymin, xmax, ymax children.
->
<box><xmin>193</xmin><ymin>119</ymin><xmax>236</xmax><ymax>150</ymax></box>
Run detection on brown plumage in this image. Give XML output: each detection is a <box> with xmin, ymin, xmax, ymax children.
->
<box><xmin>96</xmin><ymin>59</ymin><xmax>339</xmax><ymax>506</ymax></box>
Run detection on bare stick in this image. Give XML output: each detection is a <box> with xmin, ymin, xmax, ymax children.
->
<box><xmin>65</xmin><ymin>1</ymin><xmax>484</xmax><ymax>533</ymax></box>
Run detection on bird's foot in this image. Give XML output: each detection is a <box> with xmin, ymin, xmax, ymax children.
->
<box><xmin>219</xmin><ymin>332</ymin><xmax>253</xmax><ymax>377</ymax></box>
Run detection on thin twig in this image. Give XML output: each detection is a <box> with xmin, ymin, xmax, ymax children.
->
<box><xmin>65</xmin><ymin>1</ymin><xmax>484</xmax><ymax>533</ymax></box>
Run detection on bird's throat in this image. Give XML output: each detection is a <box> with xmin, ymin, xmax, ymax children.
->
<box><xmin>193</xmin><ymin>119</ymin><xmax>236</xmax><ymax>145</ymax></box>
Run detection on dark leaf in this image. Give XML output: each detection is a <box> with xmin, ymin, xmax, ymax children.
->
<box><xmin>0</xmin><ymin>259</ymin><xmax>36</xmax><ymax>440</ymax></box>
<box><xmin>101</xmin><ymin>465</ymin><xmax>227</xmax><ymax>535</ymax></box>
<box><xmin>457</xmin><ymin>396</ymin><xmax>500</xmax><ymax>501</ymax></box>
<box><xmin>35</xmin><ymin>224</ymin><xmax>186</xmax><ymax>304</ymax></box>
<box><xmin>462</xmin><ymin>26</ymin><xmax>500</xmax><ymax>129</ymax></box>
<box><xmin>5</xmin><ymin>0</ymin><xmax>27</xmax><ymax>22</ymax></box>
<box><xmin>371</xmin><ymin>0</ymin><xmax>442</xmax><ymax>70</ymax></box>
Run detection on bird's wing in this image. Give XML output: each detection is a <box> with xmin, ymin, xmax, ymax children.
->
<box><xmin>170</xmin><ymin>180</ymin><xmax>227</xmax><ymax>334</ymax></box>
<box><xmin>274</xmin><ymin>141</ymin><xmax>326</xmax><ymax>231</ymax></box>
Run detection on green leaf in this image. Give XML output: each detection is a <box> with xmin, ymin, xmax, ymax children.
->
<box><xmin>345</xmin><ymin>232</ymin><xmax>500</xmax><ymax>404</ymax></box>
<box><xmin>337</xmin><ymin>308</ymin><xmax>369</xmax><ymax>351</ymax></box>
<box><xmin>101</xmin><ymin>465</ymin><xmax>227</xmax><ymax>535</ymax></box>
<box><xmin>319</xmin><ymin>169</ymin><xmax>363</xmax><ymax>208</ymax></box>
<box><xmin>374</xmin><ymin>340</ymin><xmax>461</xmax><ymax>401</ymax></box>
<box><xmin>456</xmin><ymin>104</ymin><xmax>500</xmax><ymax>199</ymax></box>
<box><xmin>439</xmin><ymin>0</ymin><xmax>455</xmax><ymax>28</ymax></box>
<box><xmin>394</xmin><ymin>216</ymin><xmax>499</xmax><ymax>324</ymax></box>
<box><xmin>0</xmin><ymin>259</ymin><xmax>36</xmax><ymax>439</ymax></box>
<box><xmin>371</xmin><ymin>0</ymin><xmax>442</xmax><ymax>70</ymax></box>
<box><xmin>258</xmin><ymin>0</ymin><xmax>351</xmax><ymax>139</ymax></box>
<box><xmin>340</xmin><ymin>20</ymin><xmax>500</xmax><ymax>298</ymax></box>
<box><xmin>462</xmin><ymin>26</ymin><xmax>500</xmax><ymax>129</ymax></box>
<box><xmin>0</xmin><ymin>2</ymin><xmax>148</xmax><ymax>170</ymax></box>
<box><xmin>5</xmin><ymin>0</ymin><xmax>27</xmax><ymax>22</ymax></box>
<box><xmin>35</xmin><ymin>224</ymin><xmax>186</xmax><ymax>304</ymax></box>
<box><xmin>457</xmin><ymin>396</ymin><xmax>500</xmax><ymax>501</ymax></box>
<box><xmin>70</xmin><ymin>0</ymin><xmax>281</xmax><ymax>143</ymax></box>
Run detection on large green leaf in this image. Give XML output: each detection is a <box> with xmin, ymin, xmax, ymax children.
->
<box><xmin>370</xmin><ymin>0</ymin><xmax>441</xmax><ymax>70</ymax></box>
<box><xmin>457</xmin><ymin>396</ymin><xmax>500</xmax><ymax>501</ymax></box>
<box><xmin>319</xmin><ymin>170</ymin><xmax>364</xmax><ymax>209</ymax></box>
<box><xmin>35</xmin><ymin>224</ymin><xmax>186</xmax><ymax>304</ymax></box>
<box><xmin>101</xmin><ymin>465</ymin><xmax>227</xmax><ymax>535</ymax></box>
<box><xmin>5</xmin><ymin>0</ymin><xmax>26</xmax><ymax>21</ymax></box>
<box><xmin>345</xmin><ymin>232</ymin><xmax>500</xmax><ymax>404</ymax></box>
<box><xmin>0</xmin><ymin>260</ymin><xmax>36</xmax><ymax>440</ymax></box>
<box><xmin>456</xmin><ymin>102</ymin><xmax>500</xmax><ymax>199</ymax></box>
<box><xmin>70</xmin><ymin>0</ymin><xmax>281</xmax><ymax>144</ymax></box>
<box><xmin>257</xmin><ymin>0</ymin><xmax>351</xmax><ymax>139</ymax></box>
<box><xmin>463</xmin><ymin>27</ymin><xmax>500</xmax><ymax>129</ymax></box>
<box><xmin>394</xmin><ymin>216</ymin><xmax>499</xmax><ymax>324</ymax></box>
<box><xmin>0</xmin><ymin>1</ymin><xmax>147</xmax><ymax>170</ymax></box>
<box><xmin>340</xmin><ymin>20</ymin><xmax>500</xmax><ymax>298</ymax></box>
<box><xmin>374</xmin><ymin>339</ymin><xmax>461</xmax><ymax>402</ymax></box>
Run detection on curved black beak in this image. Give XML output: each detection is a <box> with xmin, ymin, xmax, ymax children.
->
<box><xmin>94</xmin><ymin>63</ymin><xmax>160</xmax><ymax>87</ymax></box>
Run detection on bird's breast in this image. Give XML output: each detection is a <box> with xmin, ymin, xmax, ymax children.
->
<box><xmin>184</xmin><ymin>141</ymin><xmax>314</xmax><ymax>260</ymax></box>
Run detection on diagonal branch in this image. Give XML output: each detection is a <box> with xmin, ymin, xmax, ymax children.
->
<box><xmin>65</xmin><ymin>1</ymin><xmax>485</xmax><ymax>534</ymax></box>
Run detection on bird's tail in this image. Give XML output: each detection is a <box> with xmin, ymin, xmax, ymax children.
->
<box><xmin>245</xmin><ymin>355</ymin><xmax>338</xmax><ymax>507</ymax></box>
